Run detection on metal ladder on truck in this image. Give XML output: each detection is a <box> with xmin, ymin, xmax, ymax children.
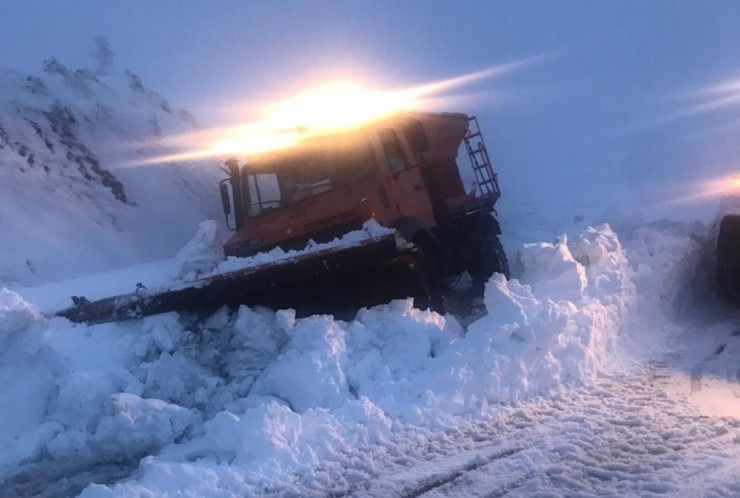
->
<box><xmin>464</xmin><ymin>116</ymin><xmax>501</xmax><ymax>200</ymax></box>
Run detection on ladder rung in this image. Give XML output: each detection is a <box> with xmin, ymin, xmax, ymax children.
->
<box><xmin>465</xmin><ymin>118</ymin><xmax>499</xmax><ymax>199</ymax></box>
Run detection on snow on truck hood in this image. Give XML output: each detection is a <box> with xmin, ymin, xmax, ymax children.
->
<box><xmin>0</xmin><ymin>221</ymin><xmax>666</xmax><ymax>496</ymax></box>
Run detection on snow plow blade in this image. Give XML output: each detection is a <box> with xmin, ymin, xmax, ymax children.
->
<box><xmin>57</xmin><ymin>234</ymin><xmax>416</xmax><ymax>324</ymax></box>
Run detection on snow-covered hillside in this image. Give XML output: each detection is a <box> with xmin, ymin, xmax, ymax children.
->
<box><xmin>0</xmin><ymin>58</ymin><xmax>223</xmax><ymax>286</ymax></box>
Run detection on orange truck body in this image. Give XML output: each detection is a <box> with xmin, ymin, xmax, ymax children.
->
<box><xmin>58</xmin><ymin>111</ymin><xmax>507</xmax><ymax>323</ymax></box>
<box><xmin>222</xmin><ymin>112</ymin><xmax>499</xmax><ymax>265</ymax></box>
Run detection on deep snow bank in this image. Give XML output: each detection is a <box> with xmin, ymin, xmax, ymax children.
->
<box><xmin>615</xmin><ymin>219</ymin><xmax>712</xmax><ymax>360</ymax></box>
<box><xmin>0</xmin><ymin>223</ymin><xmax>640</xmax><ymax>496</ymax></box>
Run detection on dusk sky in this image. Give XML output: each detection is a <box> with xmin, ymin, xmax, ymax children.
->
<box><xmin>4</xmin><ymin>1</ymin><xmax>740</xmax><ymax>218</ymax></box>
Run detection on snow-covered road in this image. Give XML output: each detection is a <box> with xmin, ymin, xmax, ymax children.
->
<box><xmin>2</xmin><ymin>221</ymin><xmax>739</xmax><ymax>497</ymax></box>
<box><xmin>212</xmin><ymin>307</ymin><xmax>736</xmax><ymax>497</ymax></box>
<box><xmin>5</xmin><ymin>314</ymin><xmax>738</xmax><ymax>497</ymax></box>
<box><xmin>353</xmin><ymin>328</ymin><xmax>740</xmax><ymax>497</ymax></box>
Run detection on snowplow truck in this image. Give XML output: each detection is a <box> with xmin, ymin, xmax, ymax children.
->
<box><xmin>58</xmin><ymin>112</ymin><xmax>508</xmax><ymax>323</ymax></box>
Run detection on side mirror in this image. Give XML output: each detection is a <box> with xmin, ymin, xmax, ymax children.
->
<box><xmin>219</xmin><ymin>181</ymin><xmax>231</xmax><ymax>216</ymax></box>
<box><xmin>405</xmin><ymin>120</ymin><xmax>429</xmax><ymax>153</ymax></box>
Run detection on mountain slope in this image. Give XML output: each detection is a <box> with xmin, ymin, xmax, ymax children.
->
<box><xmin>0</xmin><ymin>59</ymin><xmax>223</xmax><ymax>286</ymax></box>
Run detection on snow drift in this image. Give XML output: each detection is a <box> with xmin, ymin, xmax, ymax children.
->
<box><xmin>0</xmin><ymin>222</ymin><xmax>647</xmax><ymax>496</ymax></box>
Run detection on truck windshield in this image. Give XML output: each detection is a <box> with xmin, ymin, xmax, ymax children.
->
<box><xmin>244</xmin><ymin>134</ymin><xmax>375</xmax><ymax>217</ymax></box>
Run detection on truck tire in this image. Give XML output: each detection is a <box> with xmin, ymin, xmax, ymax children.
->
<box><xmin>717</xmin><ymin>214</ymin><xmax>740</xmax><ymax>304</ymax></box>
<box><xmin>469</xmin><ymin>215</ymin><xmax>510</xmax><ymax>295</ymax></box>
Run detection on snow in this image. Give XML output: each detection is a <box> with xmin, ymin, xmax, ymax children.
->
<box><xmin>170</xmin><ymin>220</ymin><xmax>224</xmax><ymax>282</ymax></box>
<box><xmin>211</xmin><ymin>219</ymin><xmax>396</xmax><ymax>278</ymax></box>
<box><xmin>0</xmin><ymin>62</ymin><xmax>222</xmax><ymax>287</ymax></box>
<box><xmin>7</xmin><ymin>217</ymin><xmax>736</xmax><ymax>497</ymax></box>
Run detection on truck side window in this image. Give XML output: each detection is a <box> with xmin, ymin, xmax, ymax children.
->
<box><xmin>247</xmin><ymin>173</ymin><xmax>281</xmax><ymax>216</ymax></box>
<box><xmin>379</xmin><ymin>129</ymin><xmax>407</xmax><ymax>174</ymax></box>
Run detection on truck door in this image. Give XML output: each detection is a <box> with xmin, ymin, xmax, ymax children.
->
<box><xmin>377</xmin><ymin>128</ymin><xmax>436</xmax><ymax>227</ymax></box>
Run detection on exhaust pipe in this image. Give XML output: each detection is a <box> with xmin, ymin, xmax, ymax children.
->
<box><xmin>225</xmin><ymin>158</ymin><xmax>245</xmax><ymax>230</ymax></box>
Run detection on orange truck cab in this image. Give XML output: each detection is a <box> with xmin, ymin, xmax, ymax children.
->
<box><xmin>219</xmin><ymin>111</ymin><xmax>508</xmax><ymax>309</ymax></box>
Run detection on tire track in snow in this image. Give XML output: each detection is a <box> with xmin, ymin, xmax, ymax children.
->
<box><xmin>314</xmin><ymin>353</ymin><xmax>740</xmax><ymax>498</ymax></box>
<box><xmin>330</xmin><ymin>398</ymin><xmax>570</xmax><ymax>498</ymax></box>
<box><xmin>397</xmin><ymin>447</ymin><xmax>524</xmax><ymax>498</ymax></box>
<box><xmin>525</xmin><ymin>360</ymin><xmax>740</xmax><ymax>497</ymax></box>
<box><xmin>348</xmin><ymin>445</ymin><xmax>531</xmax><ymax>498</ymax></box>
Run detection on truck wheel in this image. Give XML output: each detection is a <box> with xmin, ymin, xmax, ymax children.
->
<box><xmin>717</xmin><ymin>214</ymin><xmax>740</xmax><ymax>304</ymax></box>
<box><xmin>469</xmin><ymin>217</ymin><xmax>509</xmax><ymax>295</ymax></box>
<box><xmin>413</xmin><ymin>241</ymin><xmax>446</xmax><ymax>314</ymax></box>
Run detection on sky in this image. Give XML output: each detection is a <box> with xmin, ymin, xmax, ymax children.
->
<box><xmin>3</xmin><ymin>0</ymin><xmax>740</xmax><ymax>221</ymax></box>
